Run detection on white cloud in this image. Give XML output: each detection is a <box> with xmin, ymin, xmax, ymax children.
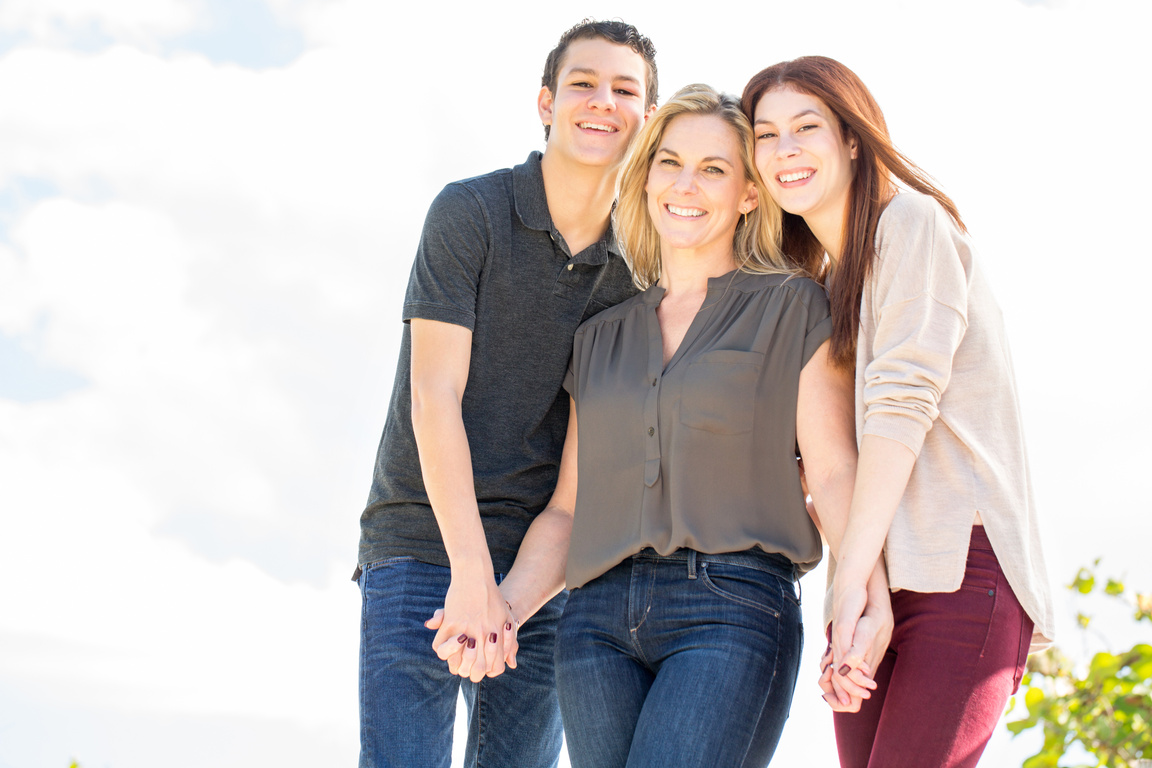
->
<box><xmin>0</xmin><ymin>0</ymin><xmax>198</xmax><ymax>48</ymax></box>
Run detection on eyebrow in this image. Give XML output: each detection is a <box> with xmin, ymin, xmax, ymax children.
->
<box><xmin>655</xmin><ymin>147</ymin><xmax>735</xmax><ymax>165</ymax></box>
<box><xmin>566</xmin><ymin>67</ymin><xmax>642</xmax><ymax>85</ymax></box>
<box><xmin>754</xmin><ymin>108</ymin><xmax>824</xmax><ymax>126</ymax></box>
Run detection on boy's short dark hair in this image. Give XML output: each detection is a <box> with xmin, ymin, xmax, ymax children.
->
<box><xmin>540</xmin><ymin>19</ymin><xmax>659</xmax><ymax>140</ymax></box>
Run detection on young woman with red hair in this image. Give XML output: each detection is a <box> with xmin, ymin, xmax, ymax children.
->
<box><xmin>741</xmin><ymin>57</ymin><xmax>1055</xmax><ymax>768</ymax></box>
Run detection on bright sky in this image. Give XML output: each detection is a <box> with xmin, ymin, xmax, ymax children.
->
<box><xmin>1</xmin><ymin>0</ymin><xmax>1149</xmax><ymax>766</ymax></box>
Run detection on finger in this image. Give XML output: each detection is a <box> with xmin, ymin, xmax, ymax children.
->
<box><xmin>424</xmin><ymin>608</ymin><xmax>445</xmax><ymax>631</ymax></box>
<box><xmin>832</xmin><ymin>667</ymin><xmax>874</xmax><ymax>701</ymax></box>
<box><xmin>829</xmin><ymin>666</ymin><xmax>855</xmax><ymax>706</ymax></box>
<box><xmin>502</xmin><ymin>620</ymin><xmax>518</xmax><ymax>670</ymax></box>
<box><xmin>482</xmin><ymin>631</ymin><xmax>504</xmax><ymax>680</ymax></box>
<box><xmin>435</xmin><ymin>632</ymin><xmax>469</xmax><ymax>661</ymax></box>
<box><xmin>817</xmin><ymin>642</ymin><xmax>832</xmax><ymax>672</ymax></box>
<box><xmin>456</xmin><ymin>636</ymin><xmax>478</xmax><ymax>679</ymax></box>
<box><xmin>831</xmin><ymin>618</ymin><xmax>858</xmax><ymax>666</ymax></box>
<box><xmin>446</xmin><ymin>648</ymin><xmax>463</xmax><ymax>676</ymax></box>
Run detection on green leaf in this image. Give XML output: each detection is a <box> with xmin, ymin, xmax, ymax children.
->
<box><xmin>1105</xmin><ymin>579</ymin><xmax>1125</xmax><ymax>596</ymax></box>
<box><xmin>1022</xmin><ymin>752</ymin><xmax>1059</xmax><ymax>768</ymax></box>
<box><xmin>1078</xmin><ymin>612</ymin><xmax>1092</xmax><ymax>629</ymax></box>
<box><xmin>1072</xmin><ymin>569</ymin><xmax>1096</xmax><ymax>594</ymax></box>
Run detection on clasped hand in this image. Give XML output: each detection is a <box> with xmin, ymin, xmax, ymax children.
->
<box><xmin>423</xmin><ymin>576</ymin><xmax>519</xmax><ymax>682</ymax></box>
<box><xmin>819</xmin><ymin>579</ymin><xmax>893</xmax><ymax>712</ymax></box>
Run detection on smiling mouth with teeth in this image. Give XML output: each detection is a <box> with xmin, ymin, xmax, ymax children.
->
<box><xmin>578</xmin><ymin>122</ymin><xmax>617</xmax><ymax>133</ymax></box>
<box><xmin>667</xmin><ymin>204</ymin><xmax>705</xmax><ymax>217</ymax></box>
<box><xmin>778</xmin><ymin>170</ymin><xmax>814</xmax><ymax>183</ymax></box>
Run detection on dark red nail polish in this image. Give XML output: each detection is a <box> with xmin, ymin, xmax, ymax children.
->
<box><xmin>467</xmin><ymin>638</ymin><xmax>476</xmax><ymax>649</ymax></box>
<box><xmin>505</xmin><ymin>622</ymin><xmax>512</xmax><ymax>631</ymax></box>
<box><xmin>489</xmin><ymin>632</ymin><xmax>497</xmax><ymax>643</ymax></box>
<box><xmin>838</xmin><ymin>664</ymin><xmax>851</xmax><ymax>676</ymax></box>
<box><xmin>457</xmin><ymin>633</ymin><xmax>467</xmax><ymax>644</ymax></box>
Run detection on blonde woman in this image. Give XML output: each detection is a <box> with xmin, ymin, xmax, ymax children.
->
<box><xmin>550</xmin><ymin>84</ymin><xmax>888</xmax><ymax>768</ymax></box>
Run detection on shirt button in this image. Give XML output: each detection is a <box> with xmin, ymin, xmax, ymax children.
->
<box><xmin>647</xmin><ymin>427</ymin><xmax>654</xmax><ymax>436</ymax></box>
<box><xmin>651</xmin><ymin>378</ymin><xmax>657</xmax><ymax>386</ymax></box>
<box><xmin>567</xmin><ymin>264</ymin><xmax>573</xmax><ymax>271</ymax></box>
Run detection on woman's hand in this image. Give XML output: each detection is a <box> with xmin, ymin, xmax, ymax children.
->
<box><xmin>425</xmin><ymin>573</ymin><xmax>515</xmax><ymax>682</ymax></box>
<box><xmin>818</xmin><ymin>644</ymin><xmax>873</xmax><ymax>712</ymax></box>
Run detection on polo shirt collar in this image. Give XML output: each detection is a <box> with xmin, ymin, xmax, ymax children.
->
<box><xmin>512</xmin><ymin>151</ymin><xmax>621</xmax><ymax>265</ymax></box>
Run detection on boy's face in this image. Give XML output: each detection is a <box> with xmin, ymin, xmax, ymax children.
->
<box><xmin>538</xmin><ymin>38</ymin><xmax>655</xmax><ymax>170</ymax></box>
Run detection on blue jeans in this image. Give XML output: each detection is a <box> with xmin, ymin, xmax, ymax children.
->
<box><xmin>555</xmin><ymin>548</ymin><xmax>803</xmax><ymax>768</ymax></box>
<box><xmin>358</xmin><ymin>557</ymin><xmax>566</xmax><ymax>768</ymax></box>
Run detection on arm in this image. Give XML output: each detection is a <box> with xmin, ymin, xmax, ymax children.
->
<box><xmin>410</xmin><ymin>318</ymin><xmax>513</xmax><ymax>682</ymax></box>
<box><xmin>496</xmin><ymin>398</ymin><xmax>579</xmax><ymax>664</ymax></box>
<box><xmin>796</xmin><ymin>340</ymin><xmax>893</xmax><ymax>710</ymax></box>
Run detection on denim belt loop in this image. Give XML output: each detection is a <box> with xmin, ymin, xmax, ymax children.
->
<box><xmin>687</xmin><ymin>549</ymin><xmax>698</xmax><ymax>579</ymax></box>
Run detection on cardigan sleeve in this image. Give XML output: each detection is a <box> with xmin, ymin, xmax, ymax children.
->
<box><xmin>860</xmin><ymin>194</ymin><xmax>970</xmax><ymax>456</ymax></box>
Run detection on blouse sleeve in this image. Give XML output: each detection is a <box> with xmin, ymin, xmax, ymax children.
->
<box><xmin>860</xmin><ymin>194</ymin><xmax>970</xmax><ymax>456</ymax></box>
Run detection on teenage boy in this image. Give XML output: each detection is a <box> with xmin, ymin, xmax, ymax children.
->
<box><xmin>355</xmin><ymin>20</ymin><xmax>659</xmax><ymax>768</ymax></box>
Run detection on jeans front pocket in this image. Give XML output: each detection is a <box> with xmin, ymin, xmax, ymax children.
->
<box><xmin>679</xmin><ymin>349</ymin><xmax>763</xmax><ymax>434</ymax></box>
<box><xmin>698</xmin><ymin>561</ymin><xmax>788</xmax><ymax>618</ymax></box>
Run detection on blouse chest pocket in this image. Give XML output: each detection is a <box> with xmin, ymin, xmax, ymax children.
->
<box><xmin>678</xmin><ymin>349</ymin><xmax>763</xmax><ymax>434</ymax></box>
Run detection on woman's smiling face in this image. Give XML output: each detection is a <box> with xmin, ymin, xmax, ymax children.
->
<box><xmin>752</xmin><ymin>87</ymin><xmax>857</xmax><ymax>231</ymax></box>
<box><xmin>645</xmin><ymin>113</ymin><xmax>757</xmax><ymax>258</ymax></box>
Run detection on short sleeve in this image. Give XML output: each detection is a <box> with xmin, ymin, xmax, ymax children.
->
<box><xmin>797</xmin><ymin>279</ymin><xmax>833</xmax><ymax>367</ymax></box>
<box><xmin>402</xmin><ymin>182</ymin><xmax>490</xmax><ymax>330</ymax></box>
<box><xmin>861</xmin><ymin>194</ymin><xmax>970</xmax><ymax>455</ymax></box>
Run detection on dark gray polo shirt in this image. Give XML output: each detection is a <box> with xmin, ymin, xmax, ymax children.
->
<box><xmin>358</xmin><ymin>152</ymin><xmax>638</xmax><ymax>574</ymax></box>
<box><xmin>563</xmin><ymin>270</ymin><xmax>832</xmax><ymax>588</ymax></box>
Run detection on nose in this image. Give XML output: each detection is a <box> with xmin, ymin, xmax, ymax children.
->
<box><xmin>673</xmin><ymin>167</ymin><xmax>697</xmax><ymax>194</ymax></box>
<box><xmin>587</xmin><ymin>82</ymin><xmax>616</xmax><ymax>112</ymax></box>
<box><xmin>776</xmin><ymin>131</ymin><xmax>800</xmax><ymax>159</ymax></box>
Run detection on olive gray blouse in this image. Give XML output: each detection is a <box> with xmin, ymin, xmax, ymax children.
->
<box><xmin>563</xmin><ymin>269</ymin><xmax>833</xmax><ymax>588</ymax></box>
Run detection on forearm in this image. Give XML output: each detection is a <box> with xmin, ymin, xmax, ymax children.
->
<box><xmin>411</xmin><ymin>389</ymin><xmax>492</xmax><ymax>581</ymax></box>
<box><xmin>835</xmin><ymin>433</ymin><xmax>917</xmax><ymax>589</ymax></box>
<box><xmin>499</xmin><ymin>505</ymin><xmax>573</xmax><ymax>623</ymax></box>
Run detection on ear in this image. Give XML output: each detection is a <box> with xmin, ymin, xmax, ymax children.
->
<box><xmin>848</xmin><ymin>134</ymin><xmax>859</xmax><ymax>161</ymax></box>
<box><xmin>538</xmin><ymin>86</ymin><xmax>555</xmax><ymax>127</ymax></box>
<box><xmin>742</xmin><ymin>181</ymin><xmax>759</xmax><ymax>213</ymax></box>
<box><xmin>643</xmin><ymin>103</ymin><xmax>657</xmax><ymax>122</ymax></box>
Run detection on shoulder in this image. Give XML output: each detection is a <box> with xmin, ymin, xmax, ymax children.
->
<box><xmin>430</xmin><ymin>165</ymin><xmax>513</xmax><ymax>213</ymax></box>
<box><xmin>732</xmin><ymin>271</ymin><xmax>829</xmax><ymax>310</ymax></box>
<box><xmin>877</xmin><ymin>191</ymin><xmax>962</xmax><ymax>240</ymax></box>
<box><xmin>574</xmin><ymin>289</ymin><xmax>648</xmax><ymax>337</ymax></box>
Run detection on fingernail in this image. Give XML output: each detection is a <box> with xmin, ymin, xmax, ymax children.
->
<box><xmin>822</xmin><ymin>664</ymin><xmax>831</xmax><ymax>674</ymax></box>
<box><xmin>457</xmin><ymin>633</ymin><xmax>467</xmax><ymax>644</ymax></box>
<box><xmin>488</xmin><ymin>632</ymin><xmax>497</xmax><ymax>643</ymax></box>
<box><xmin>467</xmin><ymin>638</ymin><xmax>476</xmax><ymax>649</ymax></box>
<box><xmin>505</xmin><ymin>622</ymin><xmax>512</xmax><ymax>631</ymax></box>
<box><xmin>838</xmin><ymin>664</ymin><xmax>851</xmax><ymax>676</ymax></box>
<box><xmin>825</xmin><ymin>643</ymin><xmax>832</xmax><ymax>654</ymax></box>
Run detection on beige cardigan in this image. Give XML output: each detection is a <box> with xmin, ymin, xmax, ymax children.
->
<box><xmin>826</xmin><ymin>191</ymin><xmax>1054</xmax><ymax>652</ymax></box>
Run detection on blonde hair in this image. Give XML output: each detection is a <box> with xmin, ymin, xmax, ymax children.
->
<box><xmin>614</xmin><ymin>83</ymin><xmax>793</xmax><ymax>289</ymax></box>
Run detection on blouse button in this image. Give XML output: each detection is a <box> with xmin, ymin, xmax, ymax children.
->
<box><xmin>647</xmin><ymin>427</ymin><xmax>654</xmax><ymax>436</ymax></box>
<box><xmin>567</xmin><ymin>264</ymin><xmax>573</xmax><ymax>271</ymax></box>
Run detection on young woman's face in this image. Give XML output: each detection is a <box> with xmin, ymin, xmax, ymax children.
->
<box><xmin>752</xmin><ymin>87</ymin><xmax>857</xmax><ymax>230</ymax></box>
<box><xmin>645</xmin><ymin>113</ymin><xmax>757</xmax><ymax>257</ymax></box>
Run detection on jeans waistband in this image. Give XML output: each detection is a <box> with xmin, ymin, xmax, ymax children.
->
<box><xmin>632</xmin><ymin>547</ymin><xmax>797</xmax><ymax>583</ymax></box>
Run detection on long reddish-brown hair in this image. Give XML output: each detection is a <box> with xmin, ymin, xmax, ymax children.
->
<box><xmin>741</xmin><ymin>56</ymin><xmax>965</xmax><ymax>368</ymax></box>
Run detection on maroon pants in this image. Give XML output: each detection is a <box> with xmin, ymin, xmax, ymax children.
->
<box><xmin>833</xmin><ymin>527</ymin><xmax>1033</xmax><ymax>768</ymax></box>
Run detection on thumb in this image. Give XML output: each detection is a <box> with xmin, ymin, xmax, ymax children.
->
<box><xmin>424</xmin><ymin>608</ymin><xmax>445</xmax><ymax>630</ymax></box>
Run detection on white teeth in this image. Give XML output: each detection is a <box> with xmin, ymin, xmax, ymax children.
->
<box><xmin>579</xmin><ymin>122</ymin><xmax>616</xmax><ymax>132</ymax></box>
<box><xmin>778</xmin><ymin>170</ymin><xmax>813</xmax><ymax>183</ymax></box>
<box><xmin>667</xmin><ymin>205</ymin><xmax>705</xmax><ymax>217</ymax></box>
